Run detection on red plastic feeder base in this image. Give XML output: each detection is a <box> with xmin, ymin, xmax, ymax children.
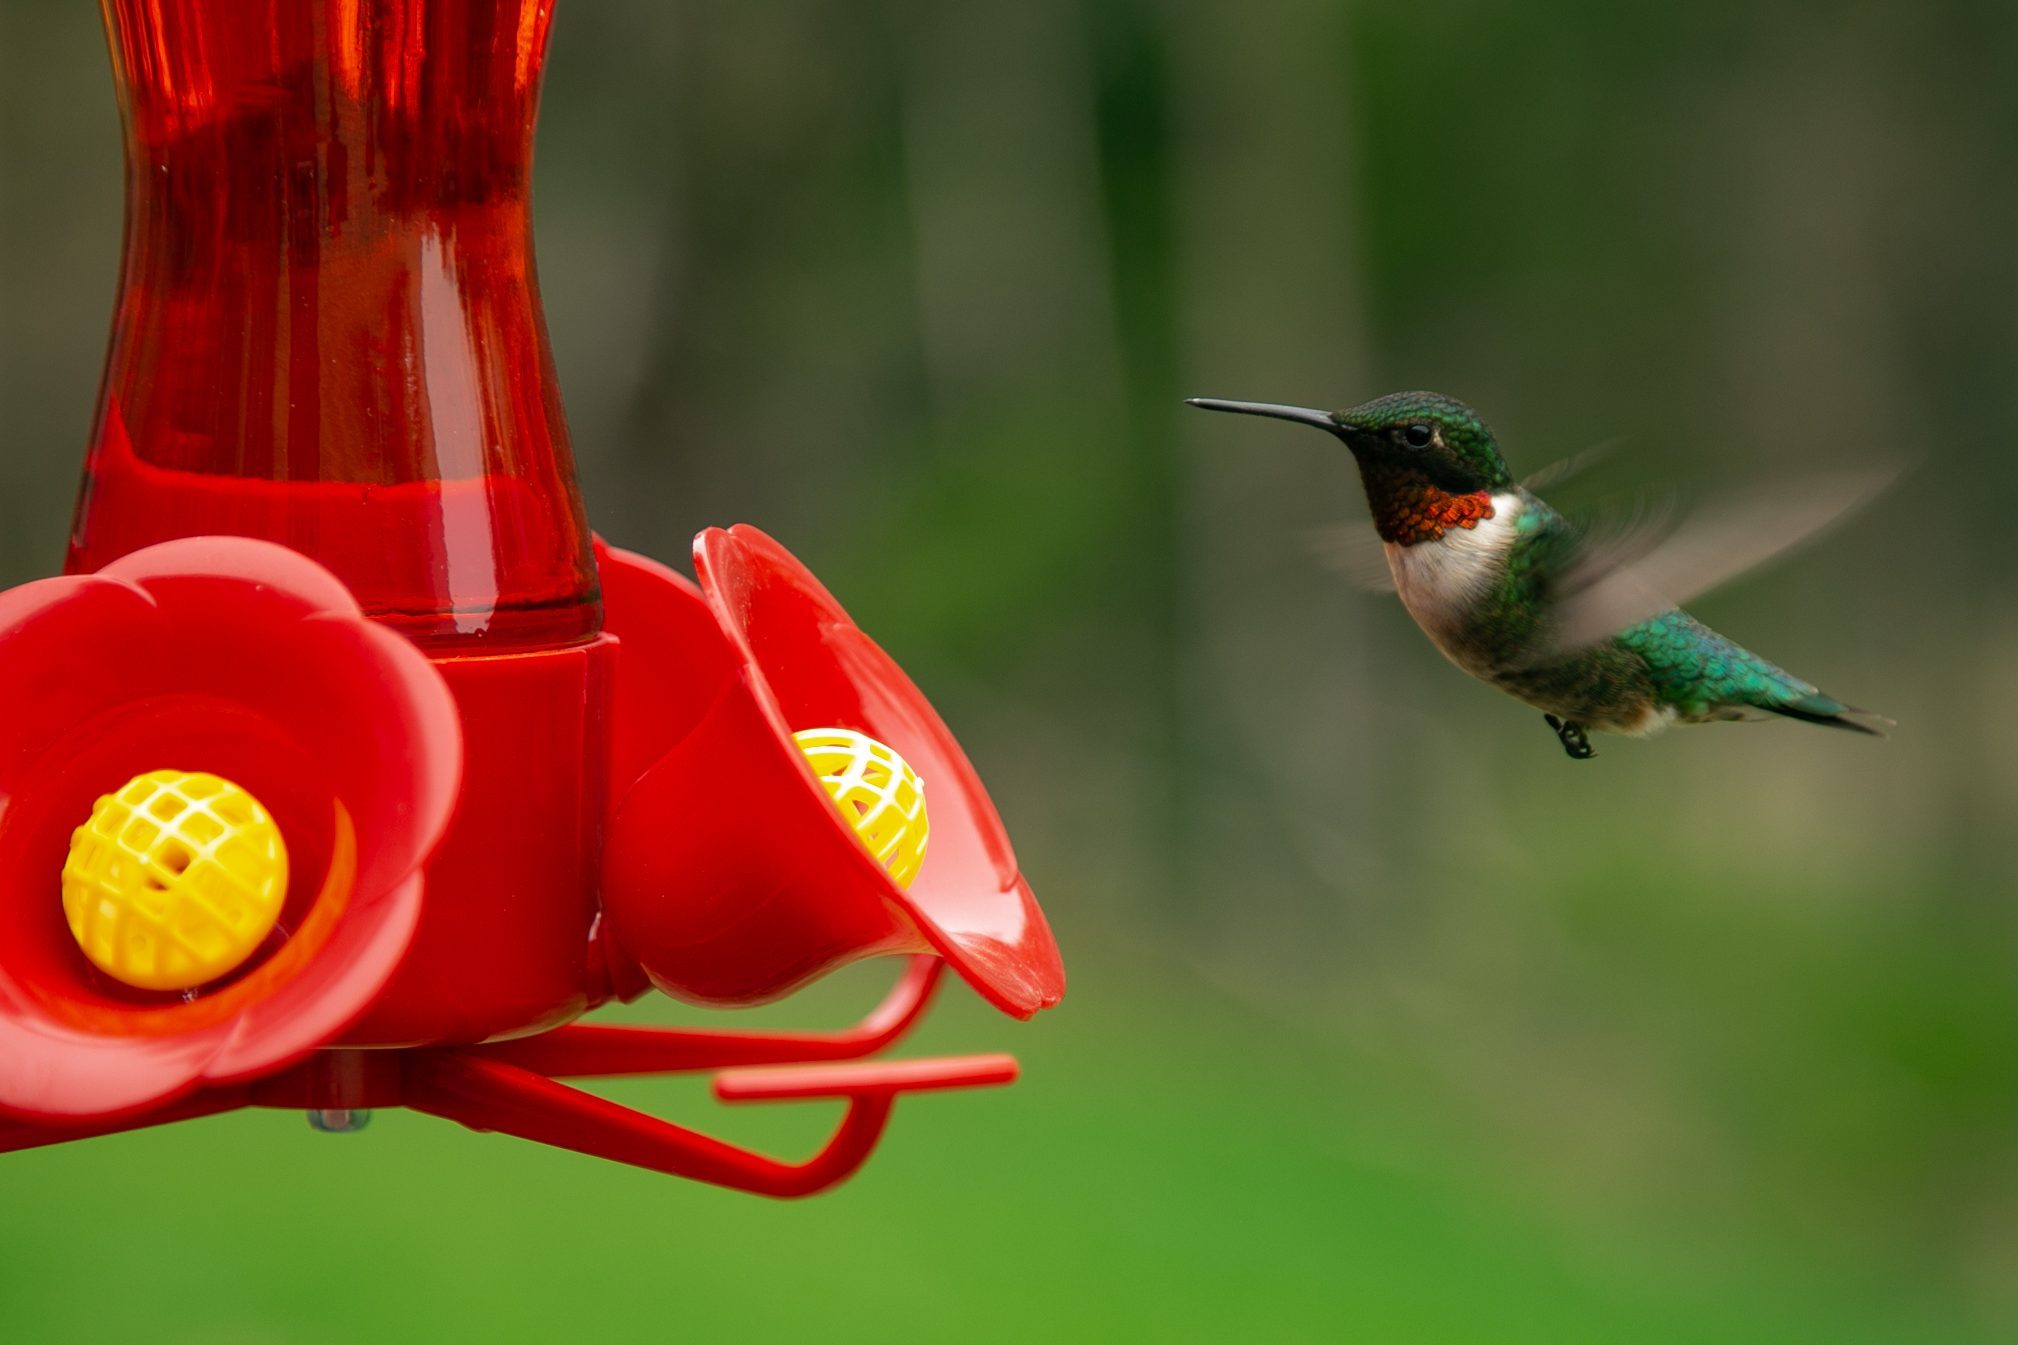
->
<box><xmin>0</xmin><ymin>959</ymin><xmax>1019</xmax><ymax>1198</ymax></box>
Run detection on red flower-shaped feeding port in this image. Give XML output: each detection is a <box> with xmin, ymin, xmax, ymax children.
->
<box><xmin>0</xmin><ymin>538</ymin><xmax>460</xmax><ymax>1121</ymax></box>
<box><xmin>599</xmin><ymin>528</ymin><xmax>1065</xmax><ymax>1019</ymax></box>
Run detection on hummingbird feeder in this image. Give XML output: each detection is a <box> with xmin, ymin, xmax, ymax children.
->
<box><xmin>0</xmin><ymin>0</ymin><xmax>1064</xmax><ymax>1197</ymax></box>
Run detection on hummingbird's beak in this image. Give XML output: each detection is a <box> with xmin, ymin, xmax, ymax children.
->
<box><xmin>1185</xmin><ymin>398</ymin><xmax>1341</xmax><ymax>434</ymax></box>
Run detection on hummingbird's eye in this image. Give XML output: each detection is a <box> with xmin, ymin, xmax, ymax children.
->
<box><xmin>1403</xmin><ymin>423</ymin><xmax>1433</xmax><ymax>449</ymax></box>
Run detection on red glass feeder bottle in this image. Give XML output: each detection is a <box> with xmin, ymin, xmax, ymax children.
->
<box><xmin>0</xmin><ymin>0</ymin><xmax>1064</xmax><ymax>1197</ymax></box>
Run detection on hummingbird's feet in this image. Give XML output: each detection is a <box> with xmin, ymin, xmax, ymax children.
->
<box><xmin>1544</xmin><ymin>714</ymin><xmax>1597</xmax><ymax>760</ymax></box>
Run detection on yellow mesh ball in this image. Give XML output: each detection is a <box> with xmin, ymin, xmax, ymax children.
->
<box><xmin>793</xmin><ymin>728</ymin><xmax>929</xmax><ymax>889</ymax></box>
<box><xmin>61</xmin><ymin>769</ymin><xmax>289</xmax><ymax>991</ymax></box>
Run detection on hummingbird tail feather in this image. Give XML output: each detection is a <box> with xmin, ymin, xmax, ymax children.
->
<box><xmin>1762</xmin><ymin>692</ymin><xmax>1892</xmax><ymax>737</ymax></box>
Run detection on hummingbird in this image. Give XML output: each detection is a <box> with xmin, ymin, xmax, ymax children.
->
<box><xmin>1186</xmin><ymin>391</ymin><xmax>1887</xmax><ymax>759</ymax></box>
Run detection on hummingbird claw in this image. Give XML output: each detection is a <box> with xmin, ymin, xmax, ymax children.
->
<box><xmin>1544</xmin><ymin>714</ymin><xmax>1597</xmax><ymax>760</ymax></box>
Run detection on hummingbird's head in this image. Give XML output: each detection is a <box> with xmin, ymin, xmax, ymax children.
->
<box><xmin>1187</xmin><ymin>390</ymin><xmax>1515</xmax><ymax>495</ymax></box>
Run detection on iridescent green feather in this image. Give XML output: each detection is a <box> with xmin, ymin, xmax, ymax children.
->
<box><xmin>1615</xmin><ymin>610</ymin><xmax>1831</xmax><ymax>718</ymax></box>
<box><xmin>1467</xmin><ymin>492</ymin><xmax>1843</xmax><ymax>728</ymax></box>
<box><xmin>1334</xmin><ymin>392</ymin><xmax>1514</xmax><ymax>490</ymax></box>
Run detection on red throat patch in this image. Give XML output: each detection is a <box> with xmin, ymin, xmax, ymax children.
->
<box><xmin>1360</xmin><ymin>463</ymin><xmax>1496</xmax><ymax>546</ymax></box>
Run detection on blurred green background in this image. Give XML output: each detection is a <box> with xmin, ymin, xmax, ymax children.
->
<box><xmin>4</xmin><ymin>1</ymin><xmax>2017</xmax><ymax>1341</ymax></box>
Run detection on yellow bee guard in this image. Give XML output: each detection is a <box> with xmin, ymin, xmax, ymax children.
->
<box><xmin>61</xmin><ymin>769</ymin><xmax>289</xmax><ymax>991</ymax></box>
<box><xmin>793</xmin><ymin>729</ymin><xmax>929</xmax><ymax>889</ymax></box>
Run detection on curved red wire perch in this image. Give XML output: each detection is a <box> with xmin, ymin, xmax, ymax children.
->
<box><xmin>465</xmin><ymin>956</ymin><xmax>946</xmax><ymax>1077</ymax></box>
<box><xmin>0</xmin><ymin>957</ymin><xmax>1012</xmax><ymax>1198</ymax></box>
<box><xmin>403</xmin><ymin>956</ymin><xmax>1014</xmax><ymax>1198</ymax></box>
<box><xmin>407</xmin><ymin>1051</ymin><xmax>1017</xmax><ymax>1199</ymax></box>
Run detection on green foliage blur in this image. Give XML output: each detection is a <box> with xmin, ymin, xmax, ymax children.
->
<box><xmin>4</xmin><ymin>2</ymin><xmax>2017</xmax><ymax>1340</ymax></box>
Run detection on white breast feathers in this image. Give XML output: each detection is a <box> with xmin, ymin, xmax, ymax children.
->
<box><xmin>1384</xmin><ymin>492</ymin><xmax>1522</xmax><ymax>648</ymax></box>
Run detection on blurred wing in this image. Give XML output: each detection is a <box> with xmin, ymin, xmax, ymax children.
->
<box><xmin>1542</xmin><ymin>463</ymin><xmax>1900</xmax><ymax>655</ymax></box>
<box><xmin>1304</xmin><ymin>522</ymin><xmax>1395</xmax><ymax>592</ymax></box>
<box><xmin>1519</xmin><ymin>436</ymin><xmax>1629</xmax><ymax>492</ymax></box>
